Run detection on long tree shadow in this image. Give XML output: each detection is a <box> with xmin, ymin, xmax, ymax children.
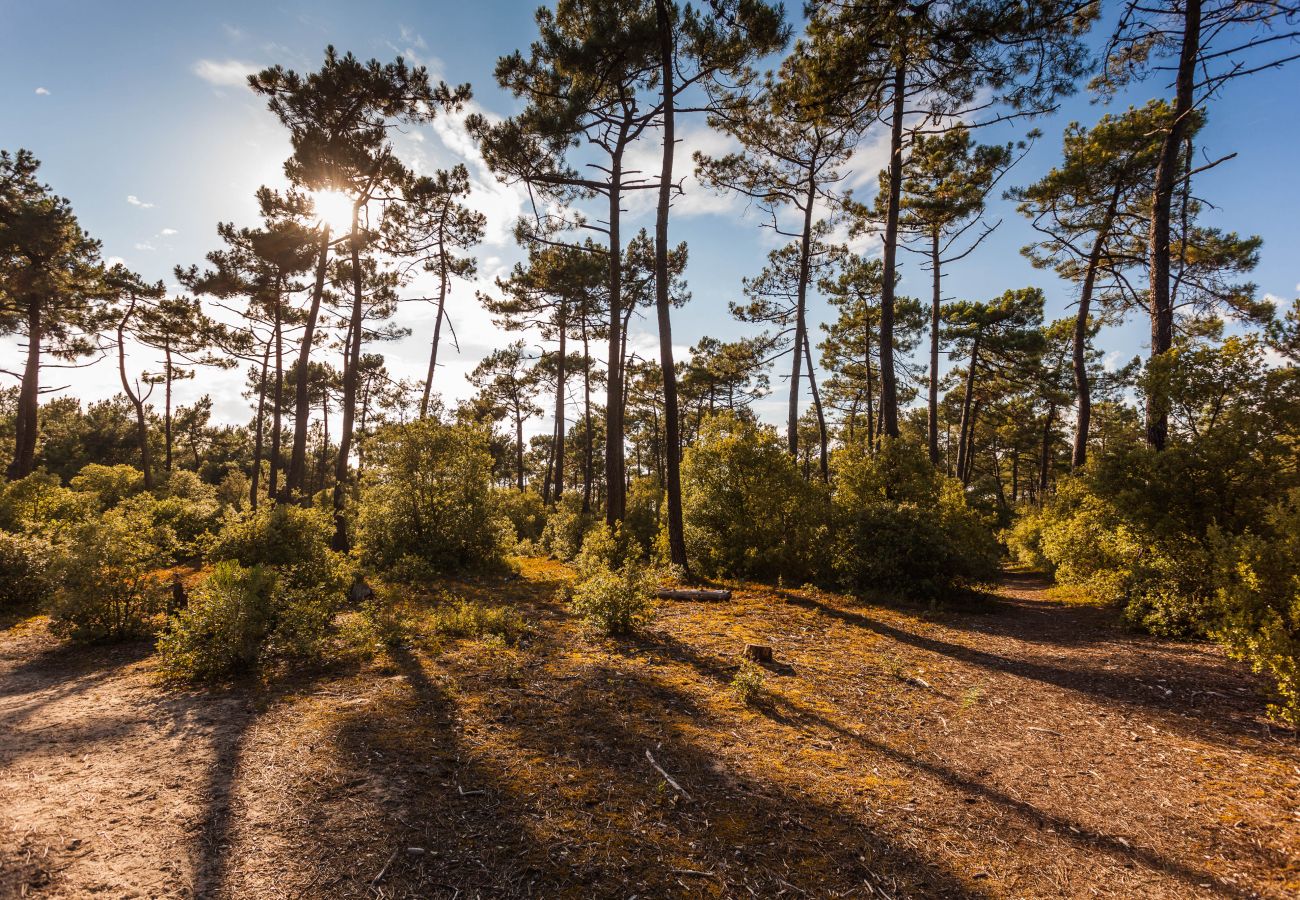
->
<box><xmin>645</xmin><ymin>631</ymin><xmax>1273</xmax><ymax>900</ymax></box>
<box><xmin>486</xmin><ymin>649</ymin><xmax>987</xmax><ymax>897</ymax></box>
<box><xmin>775</xmin><ymin>590</ymin><xmax>1276</xmax><ymax>748</ymax></box>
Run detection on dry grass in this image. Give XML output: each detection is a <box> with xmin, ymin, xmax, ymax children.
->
<box><xmin>1</xmin><ymin>559</ymin><xmax>1297</xmax><ymax>898</ymax></box>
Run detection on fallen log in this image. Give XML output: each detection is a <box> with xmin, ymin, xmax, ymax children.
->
<box><xmin>655</xmin><ymin>588</ymin><xmax>732</xmax><ymax>601</ymax></box>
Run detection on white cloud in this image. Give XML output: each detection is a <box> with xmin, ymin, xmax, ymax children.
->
<box><xmin>623</xmin><ymin>124</ymin><xmax>746</xmax><ymax>219</ymax></box>
<box><xmin>126</xmin><ymin>194</ymin><xmax>154</xmax><ymax>208</ymax></box>
<box><xmin>34</xmin><ymin>87</ymin><xmax>49</xmax><ymax>96</ymax></box>
<box><xmin>193</xmin><ymin>59</ymin><xmax>258</xmax><ymax>87</ymax></box>
<box><xmin>159</xmin><ymin>228</ymin><xmax>178</xmax><ymax>236</ymax></box>
<box><xmin>134</xmin><ymin>241</ymin><xmax>156</xmax><ymax>252</ymax></box>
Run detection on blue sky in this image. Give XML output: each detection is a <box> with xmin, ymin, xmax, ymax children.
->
<box><xmin>2</xmin><ymin>0</ymin><xmax>1298</xmax><ymax>430</ymax></box>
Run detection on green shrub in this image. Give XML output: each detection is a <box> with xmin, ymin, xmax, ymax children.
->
<box><xmin>570</xmin><ymin>562</ymin><xmax>655</xmax><ymax>636</ymax></box>
<box><xmin>69</xmin><ymin>463</ymin><xmax>146</xmax><ymax>510</ymax></box>
<box><xmin>0</xmin><ymin>531</ymin><xmax>54</xmax><ymax>610</ymax></box>
<box><xmin>157</xmin><ymin>561</ymin><xmax>278</xmax><ymax>679</ymax></box>
<box><xmin>355</xmin><ymin>419</ymin><xmax>508</xmax><ymax>574</ymax></box>
<box><xmin>0</xmin><ymin>471</ymin><xmax>94</xmax><ymax>535</ymax></box>
<box><xmin>682</xmin><ymin>412</ymin><xmax>828</xmax><ymax>582</ymax></box>
<box><xmin>208</xmin><ymin>503</ymin><xmax>344</xmax><ymax>595</ymax></box>
<box><xmin>540</xmin><ymin>492</ymin><xmax>592</xmax><ymax>561</ymax></box>
<box><xmin>730</xmin><ymin>660</ymin><xmax>766</xmax><ymax>705</ymax></box>
<box><xmin>47</xmin><ymin>505</ymin><xmax>168</xmax><ymax>639</ymax></box>
<box><xmin>1211</xmin><ymin>492</ymin><xmax>1300</xmax><ymax>726</ymax></box>
<box><xmin>429</xmin><ymin>596</ymin><xmax>527</xmax><ymax>645</ymax></box>
<box><xmin>623</xmin><ymin>476</ymin><xmax>665</xmax><ymax>557</ymax></box>
<box><xmin>830</xmin><ymin>442</ymin><xmax>999</xmax><ymax>599</ymax></box>
<box><xmin>1002</xmin><ymin>506</ymin><xmax>1053</xmax><ymax>573</ymax></box>
<box><xmin>493</xmin><ymin>488</ymin><xmax>546</xmax><ymax>545</ymax></box>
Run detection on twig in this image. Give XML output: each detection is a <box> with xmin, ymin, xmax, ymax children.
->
<box><xmin>645</xmin><ymin>749</ymin><xmax>693</xmax><ymax>802</ymax></box>
<box><xmin>369</xmin><ymin>848</ymin><xmax>398</xmax><ymax>889</ymax></box>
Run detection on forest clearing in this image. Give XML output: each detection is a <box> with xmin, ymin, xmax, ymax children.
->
<box><xmin>2</xmin><ymin>561</ymin><xmax>1296</xmax><ymax>899</ymax></box>
<box><xmin>4</xmin><ymin>0</ymin><xmax>1300</xmax><ymax>896</ymax></box>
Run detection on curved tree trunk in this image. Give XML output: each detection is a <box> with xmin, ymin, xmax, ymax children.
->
<box><xmin>8</xmin><ymin>302</ymin><xmax>42</xmax><ymax>481</ymax></box>
<box><xmin>879</xmin><ymin>56</ymin><xmax>907</xmax><ymax>439</ymax></box>
<box><xmin>788</xmin><ymin>177</ymin><xmax>818</xmax><ymax>457</ymax></box>
<box><xmin>286</xmin><ymin>225</ymin><xmax>330</xmax><ymax>499</ymax></box>
<box><xmin>1146</xmin><ymin>0</ymin><xmax>1200</xmax><ymax>451</ymax></box>
<box><xmin>928</xmin><ymin>230</ymin><xmax>942</xmax><ymax>465</ymax></box>
<box><xmin>1073</xmin><ymin>187</ymin><xmax>1120</xmax><ymax>469</ymax></box>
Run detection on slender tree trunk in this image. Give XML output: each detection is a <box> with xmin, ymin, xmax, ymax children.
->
<box><xmin>879</xmin><ymin>56</ymin><xmax>907</xmax><ymax>439</ymax></box>
<box><xmin>554</xmin><ymin>316</ymin><xmax>566</xmax><ymax>501</ymax></box>
<box><xmin>1039</xmin><ymin>404</ymin><xmax>1055</xmax><ymax>495</ymax></box>
<box><xmin>332</xmin><ymin>206</ymin><xmax>365</xmax><ymax>550</ymax></box>
<box><xmin>963</xmin><ymin>399</ymin><xmax>982</xmax><ymax>485</ymax></box>
<box><xmin>269</xmin><ymin>275</ymin><xmax>284</xmax><ymax>500</ymax></box>
<box><xmin>8</xmin><ymin>302</ymin><xmax>42</xmax><ymax>481</ymax></box>
<box><xmin>605</xmin><ymin>129</ymin><xmax>629</xmax><ymax>526</ymax></box>
<box><xmin>250</xmin><ymin>339</ymin><xmax>271</xmax><ymax>510</ymax></box>
<box><xmin>788</xmin><ymin>177</ymin><xmax>818</xmax><ymax>456</ymax></box>
<box><xmin>803</xmin><ymin>331</ymin><xmax>829</xmax><ymax>483</ymax></box>
<box><xmin>286</xmin><ymin>225</ymin><xmax>330</xmax><ymax>498</ymax></box>
<box><xmin>163</xmin><ymin>343</ymin><xmax>174</xmax><ymax>473</ymax></box>
<box><xmin>421</xmin><ymin>240</ymin><xmax>449</xmax><ymax>418</ymax></box>
<box><xmin>1011</xmin><ymin>448</ymin><xmax>1019</xmax><ymax>502</ymax></box>
<box><xmin>928</xmin><ymin>230</ymin><xmax>942</xmax><ymax>465</ymax></box>
<box><xmin>1146</xmin><ymin>0</ymin><xmax>1200</xmax><ymax>451</ymax></box>
<box><xmin>515</xmin><ymin>408</ymin><xmax>525</xmax><ymax>492</ymax></box>
<box><xmin>116</xmin><ymin>297</ymin><xmax>154</xmax><ymax>490</ymax></box>
<box><xmin>581</xmin><ymin>320</ymin><xmax>594</xmax><ymax>514</ymax></box>
<box><xmin>1073</xmin><ymin>188</ymin><xmax>1120</xmax><ymax>469</ymax></box>
<box><xmin>865</xmin><ymin>325</ymin><xmax>876</xmax><ymax>454</ymax></box>
<box><xmin>654</xmin><ymin>0</ymin><xmax>688</xmax><ymax>569</ymax></box>
<box><xmin>955</xmin><ymin>336</ymin><xmax>980</xmax><ymax>483</ymax></box>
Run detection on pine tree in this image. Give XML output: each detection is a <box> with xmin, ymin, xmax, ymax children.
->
<box><xmin>1</xmin><ymin>150</ymin><xmax>108</xmax><ymax>480</ymax></box>
<box><xmin>804</xmin><ymin>0</ymin><xmax>1095</xmax><ymax>439</ymax></box>
<box><xmin>1095</xmin><ymin>0</ymin><xmax>1300</xmax><ymax>449</ymax></box>
<box><xmin>251</xmin><ymin>47</ymin><xmax>470</xmax><ymax>536</ymax></box>
<box><xmin>384</xmin><ymin>165</ymin><xmax>485</xmax><ymax>417</ymax></box>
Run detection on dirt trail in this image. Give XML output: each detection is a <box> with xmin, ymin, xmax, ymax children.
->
<box><xmin>1</xmin><ymin>567</ymin><xmax>1297</xmax><ymax>898</ymax></box>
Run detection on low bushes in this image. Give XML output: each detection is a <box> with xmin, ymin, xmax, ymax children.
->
<box><xmin>47</xmin><ymin>503</ymin><xmax>168</xmax><ymax>639</ymax></box>
<box><xmin>355</xmin><ymin>419</ymin><xmax>508</xmax><ymax>575</ymax></box>
<box><xmin>570</xmin><ymin>562</ymin><xmax>656</xmax><ymax>636</ymax></box>
<box><xmin>157</xmin><ymin>561</ymin><xmax>278</xmax><ymax>679</ymax></box>
<box><xmin>681</xmin><ymin>412</ymin><xmax>829</xmax><ymax>583</ymax></box>
<box><xmin>0</xmin><ymin>531</ymin><xmax>54</xmax><ymax>610</ymax></box>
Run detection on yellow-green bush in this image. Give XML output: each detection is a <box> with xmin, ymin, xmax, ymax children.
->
<box><xmin>830</xmin><ymin>441</ymin><xmax>999</xmax><ymax>599</ymax></box>
<box><xmin>0</xmin><ymin>471</ymin><xmax>94</xmax><ymax>535</ymax></box>
<box><xmin>47</xmin><ymin>504</ymin><xmax>168</xmax><ymax>639</ymax></box>
<box><xmin>207</xmin><ymin>502</ymin><xmax>344</xmax><ymax>596</ymax></box>
<box><xmin>157</xmin><ymin>561</ymin><xmax>278</xmax><ymax>679</ymax></box>
<box><xmin>681</xmin><ymin>412</ymin><xmax>828</xmax><ymax>582</ymax></box>
<box><xmin>428</xmin><ymin>596</ymin><xmax>528</xmax><ymax>644</ymax></box>
<box><xmin>0</xmin><ymin>531</ymin><xmax>54</xmax><ymax>610</ymax></box>
<box><xmin>1212</xmin><ymin>491</ymin><xmax>1300</xmax><ymax>726</ymax></box>
<box><xmin>355</xmin><ymin>419</ymin><xmax>508</xmax><ymax>575</ymax></box>
<box><xmin>570</xmin><ymin>562</ymin><xmax>656</xmax><ymax>636</ymax></box>
<box><xmin>69</xmin><ymin>463</ymin><xmax>146</xmax><ymax>510</ymax></box>
<box><xmin>493</xmin><ymin>487</ymin><xmax>546</xmax><ymax>545</ymax></box>
<box><xmin>539</xmin><ymin>492</ymin><xmax>592</xmax><ymax>561</ymax></box>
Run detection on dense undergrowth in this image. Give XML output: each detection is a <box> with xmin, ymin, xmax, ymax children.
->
<box><xmin>1</xmin><ymin>402</ymin><xmax>1295</xmax><ymax>727</ymax></box>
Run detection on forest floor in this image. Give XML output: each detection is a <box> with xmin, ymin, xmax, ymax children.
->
<box><xmin>1</xmin><ymin>560</ymin><xmax>1298</xmax><ymax>899</ymax></box>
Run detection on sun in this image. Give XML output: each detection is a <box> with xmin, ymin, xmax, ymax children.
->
<box><xmin>310</xmin><ymin>189</ymin><xmax>355</xmax><ymax>233</ymax></box>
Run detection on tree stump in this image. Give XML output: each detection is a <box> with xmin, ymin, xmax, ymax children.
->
<box><xmin>743</xmin><ymin>644</ymin><xmax>774</xmax><ymax>664</ymax></box>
